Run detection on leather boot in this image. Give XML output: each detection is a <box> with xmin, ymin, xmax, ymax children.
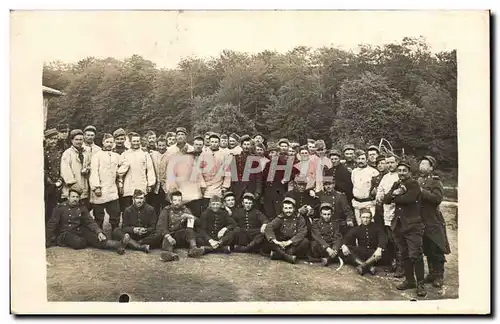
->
<box><xmin>363</xmin><ymin>255</ymin><xmax>380</xmax><ymax>275</ymax></box>
<box><xmin>127</xmin><ymin>237</ymin><xmax>150</xmax><ymax>253</ymax></box>
<box><xmin>218</xmin><ymin>245</ymin><xmax>231</xmax><ymax>254</ymax></box>
<box><xmin>269</xmin><ymin>250</ymin><xmax>283</xmax><ymax>260</ymax></box>
<box><xmin>283</xmin><ymin>253</ymin><xmax>297</xmax><ymax>264</ymax></box>
<box><xmin>187</xmin><ymin>239</ymin><xmax>204</xmax><ymax>258</ymax></box>
<box><xmin>104</xmin><ymin>240</ymin><xmax>126</xmax><ymax>255</ymax></box>
<box><xmin>161</xmin><ymin>237</ymin><xmax>179</xmax><ymax>261</ymax></box>
<box><xmin>423</xmin><ymin>259</ymin><xmax>436</xmax><ymax>283</ymax></box>
<box><xmin>416</xmin><ymin>281</ymin><xmax>427</xmax><ymax>297</ymax></box>
<box><xmin>432</xmin><ymin>261</ymin><xmax>445</xmax><ymax>288</ymax></box>
<box><xmin>350</xmin><ymin>255</ymin><xmax>366</xmax><ymax>275</ymax></box>
<box><xmin>396</xmin><ymin>260</ymin><xmax>416</xmax><ymax>290</ymax></box>
<box><xmin>201</xmin><ymin>246</ymin><xmax>214</xmax><ymax>254</ymax></box>
<box><xmin>232</xmin><ymin>245</ymin><xmax>248</xmax><ymax>253</ymax></box>
<box><xmin>394</xmin><ymin>251</ymin><xmax>404</xmax><ymax>278</ymax></box>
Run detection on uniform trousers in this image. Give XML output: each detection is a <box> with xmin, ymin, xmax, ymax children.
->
<box><xmin>310</xmin><ymin>241</ymin><xmax>337</xmax><ymax>258</ymax></box>
<box><xmin>262</xmin><ymin>238</ymin><xmax>310</xmax><ymax>258</ymax></box>
<box><xmin>44</xmin><ymin>184</ymin><xmax>60</xmax><ymax>224</ymax></box>
<box><xmin>423</xmin><ymin>236</ymin><xmax>446</xmax><ymax>263</ymax></box>
<box><xmin>185</xmin><ymin>199</ymin><xmax>207</xmax><ymax>218</ymax></box>
<box><xmin>393</xmin><ymin>222</ymin><xmax>425</xmax><ymax>282</ymax></box>
<box><xmin>112</xmin><ymin>228</ymin><xmax>159</xmax><ymax>247</ymax></box>
<box><xmin>196</xmin><ymin>230</ymin><xmax>235</xmax><ymax>247</ymax></box>
<box><xmin>92</xmin><ymin>199</ymin><xmax>121</xmax><ymax>230</ymax></box>
<box><xmin>120</xmin><ymin>196</ymin><xmax>133</xmax><ymax>212</ymax></box>
<box><xmin>232</xmin><ymin>228</ymin><xmax>265</xmax><ymax>246</ymax></box>
<box><xmin>56</xmin><ymin>227</ymin><xmax>106</xmax><ymax>250</ymax></box>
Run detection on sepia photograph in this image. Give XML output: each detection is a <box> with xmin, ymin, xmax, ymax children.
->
<box><xmin>10</xmin><ymin>9</ymin><xmax>490</xmax><ymax>314</ymax></box>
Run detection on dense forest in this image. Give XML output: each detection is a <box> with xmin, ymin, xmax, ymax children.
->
<box><xmin>43</xmin><ymin>36</ymin><xmax>457</xmax><ymax>170</ymax></box>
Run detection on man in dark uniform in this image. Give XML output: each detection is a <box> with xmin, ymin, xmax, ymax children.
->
<box><xmin>230</xmin><ymin>135</ymin><xmax>263</xmax><ymax>206</ymax></box>
<box><xmin>285</xmin><ymin>176</ymin><xmax>321</xmax><ymax>237</ymax></box>
<box><xmin>310</xmin><ymin>203</ymin><xmax>344</xmax><ymax>267</ymax></box>
<box><xmin>341</xmin><ymin>208</ymin><xmax>388</xmax><ymax>275</ymax></box>
<box><xmin>370</xmin><ymin>154</ymin><xmax>388</xmax><ymax>227</ymax></box>
<box><xmin>46</xmin><ymin>189</ymin><xmax>126</xmax><ymax>254</ymax></box>
<box><xmin>197</xmin><ymin>195</ymin><xmax>237</xmax><ymax>254</ymax></box>
<box><xmin>223</xmin><ymin>191</ymin><xmax>238</xmax><ymax>216</ymax></box>
<box><xmin>44</xmin><ymin>128</ymin><xmax>63</xmax><ymax>224</ymax></box>
<box><xmin>342</xmin><ymin>144</ymin><xmax>356</xmax><ymax>172</ymax></box>
<box><xmin>112</xmin><ymin>189</ymin><xmax>156</xmax><ymax>253</ymax></box>
<box><xmin>418</xmin><ymin>155</ymin><xmax>451</xmax><ymax>288</ymax></box>
<box><xmin>232</xmin><ymin>193</ymin><xmax>269</xmax><ymax>253</ymax></box>
<box><xmin>57</xmin><ymin>124</ymin><xmax>70</xmax><ymax>151</ymax></box>
<box><xmin>316</xmin><ymin>176</ymin><xmax>355</xmax><ymax>236</ymax></box>
<box><xmin>263</xmin><ymin>197</ymin><xmax>309</xmax><ymax>264</ymax></box>
<box><xmin>327</xmin><ymin>149</ymin><xmax>353</xmax><ymax>206</ymax></box>
<box><xmin>153</xmin><ymin>190</ymin><xmax>205</xmax><ymax>262</ymax></box>
<box><xmin>367</xmin><ymin>145</ymin><xmax>380</xmax><ymax>169</ymax></box>
<box><xmin>384</xmin><ymin>160</ymin><xmax>426</xmax><ymax>297</ymax></box>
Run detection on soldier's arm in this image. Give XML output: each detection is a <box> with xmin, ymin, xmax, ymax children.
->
<box><xmin>393</xmin><ymin>180</ymin><xmax>421</xmax><ymax>204</ymax></box>
<box><xmin>198</xmin><ymin>211</ymin><xmax>212</xmax><ymax>242</ymax></box>
<box><xmin>46</xmin><ymin>206</ymin><xmax>61</xmax><ymax>246</ymax></box>
<box><xmin>383</xmin><ymin>181</ymin><xmax>400</xmax><ymax>204</ymax></box>
<box><xmin>290</xmin><ymin>217</ymin><xmax>307</xmax><ymax>244</ymax></box>
<box><xmin>311</xmin><ymin>221</ymin><xmax>329</xmax><ymax>250</ymax></box>
<box><xmin>257</xmin><ymin>210</ymin><xmax>269</xmax><ymax>225</ymax></box>
<box><xmin>333</xmin><ymin>227</ymin><xmax>343</xmax><ymax>251</ymax></box>
<box><xmin>145</xmin><ymin>152</ymin><xmax>156</xmax><ymax>188</ymax></box>
<box><xmin>60</xmin><ymin>151</ymin><xmax>76</xmax><ymax>185</ymax></box>
<box><xmin>145</xmin><ymin>205</ymin><xmax>158</xmax><ymax>233</ymax></box>
<box><xmin>342</xmin><ymin>226</ymin><xmax>358</xmax><ymax>246</ymax></box>
<box><xmin>89</xmin><ymin>153</ymin><xmax>101</xmax><ymax>191</ymax></box>
<box><xmin>421</xmin><ymin>178</ymin><xmax>444</xmax><ymax>205</ymax></box>
<box><xmin>117</xmin><ymin>153</ymin><xmax>130</xmax><ymax>177</ymax></box>
<box><xmin>264</xmin><ymin>217</ymin><xmax>282</xmax><ymax>241</ymax></box>
<box><xmin>225</xmin><ymin>212</ymin><xmax>237</xmax><ymax>230</ymax></box>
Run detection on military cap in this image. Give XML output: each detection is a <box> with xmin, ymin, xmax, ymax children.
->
<box><xmin>128</xmin><ymin>131</ymin><xmax>140</xmax><ymax>138</ymax></box>
<box><xmin>175</xmin><ymin>127</ymin><xmax>187</xmax><ymax>135</ymax></box>
<box><xmin>193</xmin><ymin>135</ymin><xmax>204</xmax><ymax>141</ymax></box>
<box><xmin>343</xmin><ymin>144</ymin><xmax>355</xmax><ymax>152</ymax></box>
<box><xmin>376</xmin><ymin>154</ymin><xmax>387</xmax><ymax>165</ymax></box>
<box><xmin>59</xmin><ymin>123</ymin><xmax>70</xmax><ymax>132</ymax></box>
<box><xmin>240</xmin><ymin>134</ymin><xmax>252</xmax><ymax>143</ymax></box>
<box><xmin>210</xmin><ymin>195</ymin><xmax>223</xmax><ymax>203</ymax></box>
<box><xmin>102</xmin><ymin>133</ymin><xmax>113</xmax><ymax>142</ymax></box>
<box><xmin>294</xmin><ymin>175</ymin><xmax>307</xmax><ymax>184</ymax></box>
<box><xmin>359</xmin><ymin>207</ymin><xmax>372</xmax><ymax>216</ymax></box>
<box><xmin>315</xmin><ymin>140</ymin><xmax>326</xmax><ymax>149</ymax></box>
<box><xmin>367</xmin><ymin>145</ymin><xmax>380</xmax><ymax>153</ymax></box>
<box><xmin>68</xmin><ymin>188</ymin><xmax>82</xmax><ymax>196</ymax></box>
<box><xmin>277</xmin><ymin>138</ymin><xmax>290</xmax><ymax>146</ymax></box>
<box><xmin>229</xmin><ymin>133</ymin><xmax>240</xmax><ymax>142</ymax></box>
<box><xmin>328</xmin><ymin>149</ymin><xmax>342</xmax><ymax>158</ymax></box>
<box><xmin>283</xmin><ymin>197</ymin><xmax>296</xmax><ymax>205</ymax></box>
<box><xmin>290</xmin><ymin>142</ymin><xmax>300</xmax><ymax>149</ymax></box>
<box><xmin>355</xmin><ymin>149</ymin><xmax>367</xmax><ymax>158</ymax></box>
<box><xmin>83</xmin><ymin>125</ymin><xmax>97</xmax><ymax>134</ymax></box>
<box><xmin>307</xmin><ymin>138</ymin><xmax>316</xmax><ymax>144</ymax></box>
<box><xmin>319</xmin><ymin>202</ymin><xmax>333</xmax><ymax>211</ymax></box>
<box><xmin>267</xmin><ymin>142</ymin><xmax>279</xmax><ymax>152</ymax></box>
<box><xmin>243</xmin><ymin>192</ymin><xmax>255</xmax><ymax>201</ymax></box>
<box><xmin>253</xmin><ymin>133</ymin><xmax>265</xmax><ymax>140</ymax></box>
<box><xmin>397</xmin><ymin>160</ymin><xmax>412</xmax><ymax>170</ymax></box>
<box><xmin>113</xmin><ymin>128</ymin><xmax>126</xmax><ymax>138</ymax></box>
<box><xmin>220</xmin><ymin>134</ymin><xmax>228</xmax><ymax>140</ymax></box>
<box><xmin>44</xmin><ymin>128</ymin><xmax>59</xmax><ymax>138</ymax></box>
<box><xmin>420</xmin><ymin>155</ymin><xmax>437</xmax><ymax>168</ymax></box>
<box><xmin>223</xmin><ymin>191</ymin><xmax>235</xmax><ymax>200</ymax></box>
<box><xmin>166</xmin><ymin>131</ymin><xmax>176</xmax><ymax>138</ymax></box>
<box><xmin>133</xmin><ymin>189</ymin><xmax>146</xmax><ymax>197</ymax></box>
<box><xmin>69</xmin><ymin>129</ymin><xmax>84</xmax><ymax>139</ymax></box>
<box><xmin>157</xmin><ymin>135</ymin><xmax>167</xmax><ymax>142</ymax></box>
<box><xmin>209</xmin><ymin>132</ymin><xmax>220</xmax><ymax>140</ymax></box>
<box><xmin>145</xmin><ymin>130</ymin><xmax>156</xmax><ymax>137</ymax></box>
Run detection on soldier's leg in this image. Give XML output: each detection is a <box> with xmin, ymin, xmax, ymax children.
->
<box><xmin>160</xmin><ymin>232</ymin><xmax>179</xmax><ymax>262</ymax></box>
<box><xmin>113</xmin><ymin>227</ymin><xmax>150</xmax><ymax>253</ymax></box>
<box><xmin>423</xmin><ymin>235</ymin><xmax>436</xmax><ymax>283</ymax></box>
<box><xmin>57</xmin><ymin>231</ymin><xmax>87</xmax><ymax>250</ymax></box>
<box><xmin>352</xmin><ymin>201</ymin><xmax>361</xmax><ymax>226</ymax></box>
<box><xmin>173</xmin><ymin>228</ymin><xmax>204</xmax><ymax>257</ymax></box>
<box><xmin>139</xmin><ymin>232</ymin><xmax>163</xmax><ymax>249</ymax></box>
<box><xmin>220</xmin><ymin>230</ymin><xmax>235</xmax><ymax>248</ymax></box>
<box><xmin>406</xmin><ymin>225</ymin><xmax>426</xmax><ymax>296</ymax></box>
<box><xmin>232</xmin><ymin>228</ymin><xmax>250</xmax><ymax>252</ymax></box>
<box><xmin>423</xmin><ymin>235</ymin><xmax>446</xmax><ymax>288</ymax></box>
<box><xmin>82</xmin><ymin>227</ymin><xmax>125</xmax><ymax>255</ymax></box>
<box><xmin>309</xmin><ymin>241</ymin><xmax>328</xmax><ymax>261</ymax></box>
<box><xmin>386</xmin><ymin>226</ymin><xmax>403</xmax><ymax>276</ymax></box>
<box><xmin>245</xmin><ymin>231</ymin><xmax>266</xmax><ymax>252</ymax></box>
<box><xmin>269</xmin><ymin>241</ymin><xmax>296</xmax><ymax>264</ymax></box>
<box><xmin>106</xmin><ymin>199</ymin><xmax>121</xmax><ymax>232</ymax></box>
<box><xmin>80</xmin><ymin>198</ymin><xmax>91</xmax><ymax>212</ymax></box>
<box><xmin>393</xmin><ymin>229</ymin><xmax>417</xmax><ymax>290</ymax></box>
<box><xmin>92</xmin><ymin>203</ymin><xmax>106</xmax><ymax>230</ymax></box>
<box><xmin>287</xmin><ymin>238</ymin><xmax>310</xmax><ymax>258</ymax></box>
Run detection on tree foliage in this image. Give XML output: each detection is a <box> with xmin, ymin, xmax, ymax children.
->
<box><xmin>43</xmin><ymin>37</ymin><xmax>457</xmax><ymax>168</ymax></box>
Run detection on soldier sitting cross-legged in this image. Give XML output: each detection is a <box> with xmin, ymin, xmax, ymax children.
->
<box><xmin>197</xmin><ymin>195</ymin><xmax>237</xmax><ymax>254</ymax></box>
<box><xmin>231</xmin><ymin>192</ymin><xmax>269</xmax><ymax>253</ymax></box>
<box><xmin>341</xmin><ymin>208</ymin><xmax>388</xmax><ymax>276</ymax></box>
<box><xmin>153</xmin><ymin>190</ymin><xmax>205</xmax><ymax>262</ymax></box>
<box><xmin>46</xmin><ymin>189</ymin><xmax>126</xmax><ymax>255</ymax></box>
<box><xmin>309</xmin><ymin>203</ymin><xmax>344</xmax><ymax>267</ymax></box>
<box><xmin>263</xmin><ymin>197</ymin><xmax>309</xmax><ymax>264</ymax></box>
<box><xmin>112</xmin><ymin>189</ymin><xmax>157</xmax><ymax>253</ymax></box>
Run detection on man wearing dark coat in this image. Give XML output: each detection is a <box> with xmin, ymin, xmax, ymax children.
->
<box><xmin>310</xmin><ymin>203</ymin><xmax>344</xmax><ymax>267</ymax></box>
<box><xmin>231</xmin><ymin>193</ymin><xmax>269</xmax><ymax>253</ymax></box>
<box><xmin>44</xmin><ymin>128</ymin><xmax>63</xmax><ymax>224</ymax></box>
<box><xmin>326</xmin><ymin>149</ymin><xmax>354</xmax><ymax>207</ymax></box>
<box><xmin>285</xmin><ymin>176</ymin><xmax>321</xmax><ymax>238</ymax></box>
<box><xmin>384</xmin><ymin>160</ymin><xmax>427</xmax><ymax>297</ymax></box>
<box><xmin>417</xmin><ymin>155</ymin><xmax>451</xmax><ymax>288</ymax></box>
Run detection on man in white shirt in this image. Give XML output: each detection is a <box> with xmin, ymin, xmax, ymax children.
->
<box><xmin>351</xmin><ymin>150</ymin><xmax>379</xmax><ymax>225</ymax></box>
<box><xmin>83</xmin><ymin>125</ymin><xmax>102</xmax><ymax>157</ymax></box>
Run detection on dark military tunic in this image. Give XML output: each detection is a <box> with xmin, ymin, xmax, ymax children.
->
<box><xmin>316</xmin><ymin>190</ymin><xmax>354</xmax><ymax>225</ymax></box>
<box><xmin>198</xmin><ymin>208</ymin><xmax>237</xmax><ymax>244</ymax></box>
<box><xmin>44</xmin><ymin>145</ymin><xmax>63</xmax><ymax>185</ymax></box>
<box><xmin>121</xmin><ymin>203</ymin><xmax>157</xmax><ymax>235</ymax></box>
<box><xmin>311</xmin><ymin>218</ymin><xmax>343</xmax><ymax>251</ymax></box>
<box><xmin>418</xmin><ymin>174</ymin><xmax>451</xmax><ymax>254</ymax></box>
<box><xmin>342</xmin><ymin>222</ymin><xmax>388</xmax><ymax>260</ymax></box>
<box><xmin>324</xmin><ymin>163</ymin><xmax>353</xmax><ymax>204</ymax></box>
<box><xmin>343</xmin><ymin>160</ymin><xmax>356</xmax><ymax>173</ymax></box>
<box><xmin>232</xmin><ymin>207</ymin><xmax>268</xmax><ymax>246</ymax></box>
<box><xmin>265</xmin><ymin>213</ymin><xmax>307</xmax><ymax>244</ymax></box>
<box><xmin>230</xmin><ymin>152</ymin><xmax>263</xmax><ymax>204</ymax></box>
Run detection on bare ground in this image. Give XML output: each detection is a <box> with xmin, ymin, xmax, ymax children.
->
<box><xmin>46</xmin><ymin>205</ymin><xmax>458</xmax><ymax>302</ymax></box>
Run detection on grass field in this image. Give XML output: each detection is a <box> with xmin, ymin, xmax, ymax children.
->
<box><xmin>46</xmin><ymin>205</ymin><xmax>458</xmax><ymax>302</ymax></box>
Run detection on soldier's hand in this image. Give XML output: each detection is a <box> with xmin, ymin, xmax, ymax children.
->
<box><xmin>225</xmin><ymin>206</ymin><xmax>232</xmax><ymax>216</ymax></box>
<box><xmin>139</xmin><ymin>227</ymin><xmax>148</xmax><ymax>235</ymax></box>
<box><xmin>166</xmin><ymin>235</ymin><xmax>176</xmax><ymax>246</ymax></box>
<box><xmin>309</xmin><ymin>190</ymin><xmax>316</xmax><ymax>197</ymax></box>
<box><xmin>326</xmin><ymin>247</ymin><xmax>336</xmax><ymax>257</ymax></box>
<box><xmin>371</xmin><ymin>188</ymin><xmax>377</xmax><ymax>197</ymax></box>
<box><xmin>217</xmin><ymin>228</ymin><xmax>227</xmax><ymax>239</ymax></box>
<box><xmin>209</xmin><ymin>239</ymin><xmax>219</xmax><ymax>249</ymax></box>
<box><xmin>341</xmin><ymin>245</ymin><xmax>350</xmax><ymax>256</ymax></box>
<box><xmin>392</xmin><ymin>188</ymin><xmax>403</xmax><ymax>196</ymax></box>
<box><xmin>97</xmin><ymin>233</ymin><xmax>107</xmax><ymax>242</ymax></box>
<box><xmin>94</xmin><ymin>188</ymin><xmax>102</xmax><ymax>197</ymax></box>
<box><xmin>260</xmin><ymin>224</ymin><xmax>267</xmax><ymax>234</ymax></box>
<box><xmin>282</xmin><ymin>240</ymin><xmax>292</xmax><ymax>248</ymax></box>
<box><xmin>346</xmin><ymin>220</ymin><xmax>354</xmax><ymax>227</ymax></box>
<box><xmin>373</xmin><ymin>248</ymin><xmax>383</xmax><ymax>260</ymax></box>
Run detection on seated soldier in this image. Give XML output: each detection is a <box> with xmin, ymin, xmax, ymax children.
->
<box><xmin>316</xmin><ymin>177</ymin><xmax>355</xmax><ymax>236</ymax></box>
<box><xmin>112</xmin><ymin>189</ymin><xmax>156</xmax><ymax>253</ymax></box>
<box><xmin>232</xmin><ymin>192</ymin><xmax>269</xmax><ymax>253</ymax></box>
<box><xmin>285</xmin><ymin>176</ymin><xmax>321</xmax><ymax>237</ymax></box>
<box><xmin>310</xmin><ymin>203</ymin><xmax>343</xmax><ymax>267</ymax></box>
<box><xmin>197</xmin><ymin>195</ymin><xmax>237</xmax><ymax>254</ymax></box>
<box><xmin>223</xmin><ymin>191</ymin><xmax>238</xmax><ymax>216</ymax></box>
<box><xmin>263</xmin><ymin>197</ymin><xmax>309</xmax><ymax>264</ymax></box>
<box><xmin>46</xmin><ymin>189</ymin><xmax>126</xmax><ymax>254</ymax></box>
<box><xmin>153</xmin><ymin>190</ymin><xmax>205</xmax><ymax>262</ymax></box>
<box><xmin>341</xmin><ymin>208</ymin><xmax>388</xmax><ymax>275</ymax></box>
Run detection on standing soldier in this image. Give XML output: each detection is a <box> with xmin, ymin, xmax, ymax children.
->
<box><xmin>57</xmin><ymin>124</ymin><xmax>70</xmax><ymax>151</ymax></box>
<box><xmin>351</xmin><ymin>150</ymin><xmax>379</xmax><ymax>225</ymax></box>
<box><xmin>219</xmin><ymin>134</ymin><xmax>230</xmax><ymax>155</ymax></box>
<box><xmin>370</xmin><ymin>154</ymin><xmax>388</xmax><ymax>227</ymax></box>
<box><xmin>145</xmin><ymin>130</ymin><xmax>157</xmax><ymax>152</ymax></box>
<box><xmin>285</xmin><ymin>176</ymin><xmax>321</xmax><ymax>237</ymax></box>
<box><xmin>326</xmin><ymin>149</ymin><xmax>353</xmax><ymax>207</ymax></box>
<box><xmin>342</xmin><ymin>144</ymin><xmax>356</xmax><ymax>172</ymax></box>
<box><xmin>150</xmin><ymin>135</ymin><xmax>170</xmax><ymax>215</ymax></box>
<box><xmin>384</xmin><ymin>160</ymin><xmax>426</xmax><ymax>297</ymax></box>
<box><xmin>112</xmin><ymin>189</ymin><xmax>156</xmax><ymax>253</ymax></box>
<box><xmin>418</xmin><ymin>156</ymin><xmax>450</xmax><ymax>288</ymax></box>
<box><xmin>119</xmin><ymin>132</ymin><xmax>156</xmax><ymax>209</ymax></box>
<box><xmin>253</xmin><ymin>134</ymin><xmax>265</xmax><ymax>146</ymax></box>
<box><xmin>203</xmin><ymin>132</ymin><xmax>212</xmax><ymax>152</ymax></box>
<box><xmin>310</xmin><ymin>203</ymin><xmax>344</xmax><ymax>267</ymax></box>
<box><xmin>197</xmin><ymin>195</ymin><xmax>237</xmax><ymax>254</ymax></box>
<box><xmin>192</xmin><ymin>135</ymin><xmax>205</xmax><ymax>155</ymax></box>
<box><xmin>316</xmin><ymin>176</ymin><xmax>355</xmax><ymax>235</ymax></box>
<box><xmin>232</xmin><ymin>193</ymin><xmax>268</xmax><ymax>253</ymax></box>
<box><xmin>44</xmin><ymin>128</ymin><xmax>63</xmax><ymax>223</ymax></box>
<box><xmin>60</xmin><ymin>129</ymin><xmax>91</xmax><ymax>210</ymax></box>
<box><xmin>89</xmin><ymin>133</ymin><xmax>123</xmax><ymax>232</ymax></box>
<box><xmin>166</xmin><ymin>131</ymin><xmax>177</xmax><ymax>148</ymax></box>
<box><xmin>277</xmin><ymin>138</ymin><xmax>290</xmax><ymax>156</ymax></box>
<box><xmin>228</xmin><ymin>133</ymin><xmax>243</xmax><ymax>155</ymax></box>
<box><xmin>82</xmin><ymin>125</ymin><xmax>101</xmax><ymax>157</ymax></box>
<box><xmin>293</xmin><ymin>145</ymin><xmax>322</xmax><ymax>193</ymax></box>
<box><xmin>229</xmin><ymin>135</ymin><xmax>263</xmax><ymax>206</ymax></box>
<box><xmin>263</xmin><ymin>197</ymin><xmax>309</xmax><ymax>264</ymax></box>
<box><xmin>367</xmin><ymin>145</ymin><xmax>380</xmax><ymax>169</ymax></box>
<box><xmin>112</xmin><ymin>128</ymin><xmax>128</xmax><ymax>155</ymax></box>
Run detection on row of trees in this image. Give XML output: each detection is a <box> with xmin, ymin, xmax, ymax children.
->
<box><xmin>43</xmin><ymin>36</ymin><xmax>457</xmax><ymax>168</ymax></box>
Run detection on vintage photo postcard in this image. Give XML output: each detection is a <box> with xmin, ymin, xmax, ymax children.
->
<box><xmin>10</xmin><ymin>10</ymin><xmax>490</xmax><ymax>314</ymax></box>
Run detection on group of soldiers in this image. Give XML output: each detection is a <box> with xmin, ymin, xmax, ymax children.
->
<box><xmin>44</xmin><ymin>124</ymin><xmax>451</xmax><ymax>298</ymax></box>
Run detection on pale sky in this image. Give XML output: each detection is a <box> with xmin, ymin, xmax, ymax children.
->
<box><xmin>12</xmin><ymin>10</ymin><xmax>475</xmax><ymax>68</ymax></box>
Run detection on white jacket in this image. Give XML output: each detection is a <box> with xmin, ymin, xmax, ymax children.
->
<box><xmin>89</xmin><ymin>150</ymin><xmax>123</xmax><ymax>204</ymax></box>
<box><xmin>60</xmin><ymin>146</ymin><xmax>91</xmax><ymax>199</ymax></box>
<box><xmin>351</xmin><ymin>166</ymin><xmax>379</xmax><ymax>199</ymax></box>
<box><xmin>119</xmin><ymin>148</ymin><xmax>156</xmax><ymax>197</ymax></box>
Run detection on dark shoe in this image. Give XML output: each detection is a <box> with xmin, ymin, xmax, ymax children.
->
<box><xmin>394</xmin><ymin>266</ymin><xmax>404</xmax><ymax>278</ymax></box>
<box><xmin>356</xmin><ymin>264</ymin><xmax>365</xmax><ymax>275</ymax></box>
<box><xmin>417</xmin><ymin>282</ymin><xmax>427</xmax><ymax>297</ymax></box>
<box><xmin>140</xmin><ymin>244</ymin><xmax>150</xmax><ymax>253</ymax></box>
<box><xmin>232</xmin><ymin>245</ymin><xmax>248</xmax><ymax>253</ymax></box>
<box><xmin>283</xmin><ymin>253</ymin><xmax>297</xmax><ymax>264</ymax></box>
<box><xmin>220</xmin><ymin>245</ymin><xmax>231</xmax><ymax>254</ymax></box>
<box><xmin>369</xmin><ymin>266</ymin><xmax>377</xmax><ymax>275</ymax></box>
<box><xmin>201</xmin><ymin>246</ymin><xmax>214</xmax><ymax>254</ymax></box>
<box><xmin>396</xmin><ymin>280</ymin><xmax>417</xmax><ymax>290</ymax></box>
<box><xmin>270</xmin><ymin>250</ymin><xmax>281</xmax><ymax>260</ymax></box>
<box><xmin>104</xmin><ymin>239</ymin><xmax>126</xmax><ymax>255</ymax></box>
<box><xmin>188</xmin><ymin>247</ymin><xmax>204</xmax><ymax>258</ymax></box>
<box><xmin>160</xmin><ymin>251</ymin><xmax>179</xmax><ymax>262</ymax></box>
<box><xmin>423</xmin><ymin>273</ymin><xmax>435</xmax><ymax>283</ymax></box>
<box><xmin>432</xmin><ymin>276</ymin><xmax>444</xmax><ymax>288</ymax></box>
<box><xmin>116</xmin><ymin>246</ymin><xmax>126</xmax><ymax>255</ymax></box>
